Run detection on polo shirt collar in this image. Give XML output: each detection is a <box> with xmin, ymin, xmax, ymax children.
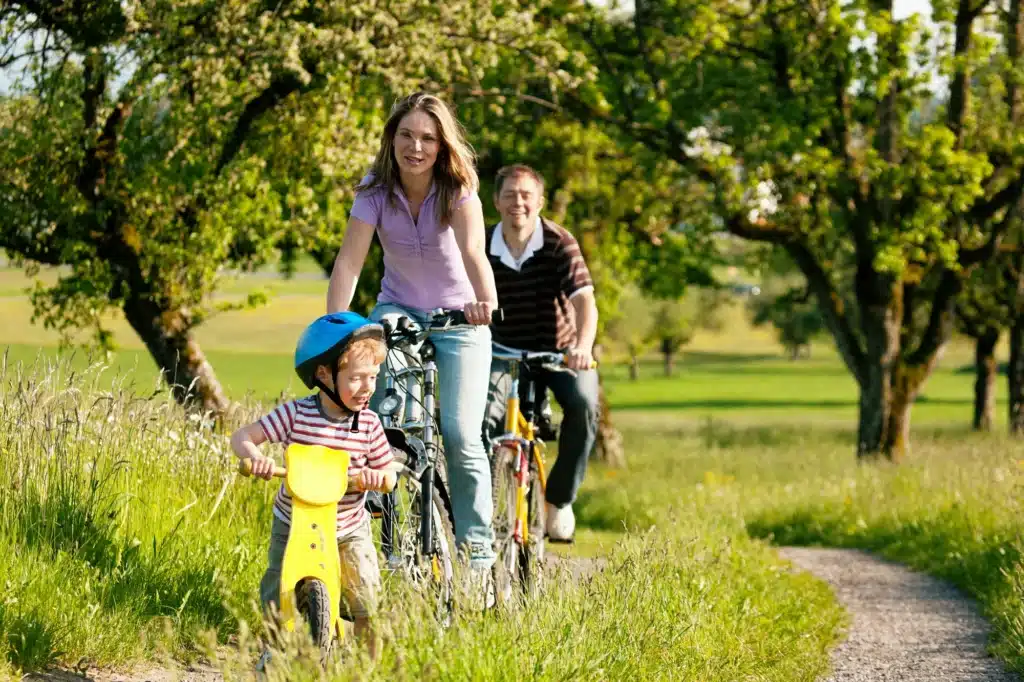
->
<box><xmin>490</xmin><ymin>217</ymin><xmax>544</xmax><ymax>271</ymax></box>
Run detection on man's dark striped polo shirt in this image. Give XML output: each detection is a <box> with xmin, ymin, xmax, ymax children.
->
<box><xmin>487</xmin><ymin>217</ymin><xmax>594</xmax><ymax>353</ymax></box>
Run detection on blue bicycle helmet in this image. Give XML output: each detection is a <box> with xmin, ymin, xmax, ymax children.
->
<box><xmin>294</xmin><ymin>312</ymin><xmax>385</xmax><ymax>426</ymax></box>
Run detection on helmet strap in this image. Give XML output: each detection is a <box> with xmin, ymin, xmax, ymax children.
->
<box><xmin>313</xmin><ymin>367</ymin><xmax>361</xmax><ymax>432</ymax></box>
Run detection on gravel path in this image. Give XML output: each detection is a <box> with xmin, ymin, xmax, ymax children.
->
<box><xmin>780</xmin><ymin>547</ymin><xmax>1019</xmax><ymax>682</ymax></box>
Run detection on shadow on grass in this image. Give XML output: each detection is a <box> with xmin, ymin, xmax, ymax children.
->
<box><xmin>613</xmin><ymin>395</ymin><xmax>974</xmax><ymax>412</ymax></box>
<box><xmin>8</xmin><ymin>491</ymin><xmax>234</xmax><ymax>671</ymax></box>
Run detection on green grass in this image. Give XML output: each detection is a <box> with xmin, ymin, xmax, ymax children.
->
<box><xmin>0</xmin><ymin>360</ymin><xmax>842</xmax><ymax>680</ymax></box>
<box><xmin>577</xmin><ymin>418</ymin><xmax>1024</xmax><ymax>673</ymax></box>
<box><xmin>6</xmin><ymin>263</ymin><xmax>1024</xmax><ymax>678</ymax></box>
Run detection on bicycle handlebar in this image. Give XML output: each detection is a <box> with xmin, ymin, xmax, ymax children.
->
<box><xmin>490</xmin><ymin>342</ymin><xmax>599</xmax><ymax>370</ymax></box>
<box><xmin>237</xmin><ymin>458</ymin><xmax>397</xmax><ymax>493</ymax></box>
<box><xmin>383</xmin><ymin>307</ymin><xmax>505</xmax><ymax>349</ymax></box>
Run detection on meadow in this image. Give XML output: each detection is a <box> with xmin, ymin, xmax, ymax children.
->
<box><xmin>2</xmin><ymin>264</ymin><xmax>1023</xmax><ymax>680</ymax></box>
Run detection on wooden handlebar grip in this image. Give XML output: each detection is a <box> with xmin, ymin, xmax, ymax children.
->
<box><xmin>237</xmin><ymin>458</ymin><xmax>286</xmax><ymax>478</ymax></box>
<box><xmin>350</xmin><ymin>471</ymin><xmax>397</xmax><ymax>493</ymax></box>
<box><xmin>237</xmin><ymin>459</ymin><xmax>396</xmax><ymax>492</ymax></box>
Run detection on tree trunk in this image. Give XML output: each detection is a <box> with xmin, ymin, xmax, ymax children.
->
<box><xmin>1010</xmin><ymin>316</ymin><xmax>1024</xmax><ymax>435</ymax></box>
<box><xmin>594</xmin><ymin>375</ymin><xmax>625</xmax><ymax>468</ymax></box>
<box><xmin>856</xmin><ymin>295</ymin><xmax>901</xmax><ymax>459</ymax></box>
<box><xmin>663</xmin><ymin>350</ymin><xmax>674</xmax><ymax>377</ymax></box>
<box><xmin>629</xmin><ymin>354</ymin><xmax>640</xmax><ymax>381</ymax></box>
<box><xmin>974</xmin><ymin>328</ymin><xmax>999</xmax><ymax>431</ymax></box>
<box><xmin>122</xmin><ymin>294</ymin><xmax>230</xmax><ymax>414</ymax></box>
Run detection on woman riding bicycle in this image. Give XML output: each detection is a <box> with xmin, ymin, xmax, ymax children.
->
<box><xmin>326</xmin><ymin>92</ymin><xmax>498</xmax><ymax>573</ymax></box>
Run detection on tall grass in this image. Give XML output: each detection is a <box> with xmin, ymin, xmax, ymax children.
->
<box><xmin>578</xmin><ymin>418</ymin><xmax>1024</xmax><ymax>673</ymax></box>
<box><xmin>0</xmin><ymin>358</ymin><xmax>842</xmax><ymax>680</ymax></box>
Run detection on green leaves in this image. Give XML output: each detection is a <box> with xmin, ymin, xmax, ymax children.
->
<box><xmin>0</xmin><ymin>0</ymin><xmax>569</xmax><ymax>357</ymax></box>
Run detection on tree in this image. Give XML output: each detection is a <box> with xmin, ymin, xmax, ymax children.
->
<box><xmin>749</xmin><ymin>286</ymin><xmax>826</xmax><ymax>360</ymax></box>
<box><xmin>0</xmin><ymin>0</ymin><xmax>566</xmax><ymax>412</ymax></box>
<box><xmin>604</xmin><ymin>284</ymin><xmax>656</xmax><ymax>379</ymax></box>
<box><xmin>455</xmin><ymin>97</ymin><xmax>719</xmax><ymax>466</ymax></box>
<box><xmin>650</xmin><ymin>288</ymin><xmax>727</xmax><ymax>375</ymax></box>
<box><xmin>956</xmin><ymin>259</ymin><xmax>1013</xmax><ymax>430</ymax></box>
<box><xmin>551</xmin><ymin>0</ymin><xmax>1024</xmax><ymax>460</ymax></box>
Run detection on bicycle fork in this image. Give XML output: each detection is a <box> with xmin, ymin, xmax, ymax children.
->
<box><xmin>503</xmin><ymin>365</ymin><xmax>533</xmax><ymax>547</ymax></box>
<box><xmin>420</xmin><ymin>354</ymin><xmax>439</xmax><ymax>571</ymax></box>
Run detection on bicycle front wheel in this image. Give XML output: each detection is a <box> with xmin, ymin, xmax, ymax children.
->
<box><xmin>382</xmin><ymin>460</ymin><xmax>455</xmax><ymax>625</ymax></box>
<box><xmin>520</xmin><ymin>462</ymin><xmax>546</xmax><ymax>598</ymax></box>
<box><xmin>490</xmin><ymin>443</ymin><xmax>520</xmax><ymax>605</ymax></box>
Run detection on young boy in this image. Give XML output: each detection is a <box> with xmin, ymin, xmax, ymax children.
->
<box><xmin>231</xmin><ymin>311</ymin><xmax>393</xmax><ymax>661</ymax></box>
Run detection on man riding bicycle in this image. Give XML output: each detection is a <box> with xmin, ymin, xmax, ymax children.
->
<box><xmin>482</xmin><ymin>164</ymin><xmax>599</xmax><ymax>543</ymax></box>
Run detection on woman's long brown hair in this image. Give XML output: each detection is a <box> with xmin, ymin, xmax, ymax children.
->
<box><xmin>356</xmin><ymin>92</ymin><xmax>478</xmax><ymax>225</ymax></box>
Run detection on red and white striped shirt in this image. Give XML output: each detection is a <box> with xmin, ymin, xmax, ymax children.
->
<box><xmin>259</xmin><ymin>396</ymin><xmax>393</xmax><ymax>537</ymax></box>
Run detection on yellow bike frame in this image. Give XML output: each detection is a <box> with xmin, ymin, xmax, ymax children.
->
<box><xmin>501</xmin><ymin>382</ymin><xmax>548</xmax><ymax>548</ymax></box>
<box><xmin>275</xmin><ymin>443</ymin><xmax>350</xmax><ymax>639</ymax></box>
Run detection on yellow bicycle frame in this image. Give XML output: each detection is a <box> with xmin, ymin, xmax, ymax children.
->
<box><xmin>501</xmin><ymin>386</ymin><xmax>548</xmax><ymax>548</ymax></box>
<box><xmin>278</xmin><ymin>443</ymin><xmax>350</xmax><ymax>639</ymax></box>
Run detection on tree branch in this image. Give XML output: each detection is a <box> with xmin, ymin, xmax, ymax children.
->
<box><xmin>723</xmin><ymin>214</ymin><xmax>792</xmax><ymax>244</ymax></box>
<box><xmin>76</xmin><ymin>99</ymin><xmax>133</xmax><ymax>201</ymax></box>
<box><xmin>964</xmin><ymin>173</ymin><xmax>1024</xmax><ymax>238</ymax></box>
<box><xmin>946</xmin><ymin>0</ymin><xmax>976</xmax><ymax>147</ymax></box>
<box><xmin>0</xmin><ymin>218</ymin><xmax>68</xmax><ymax>266</ymax></box>
<box><xmin>785</xmin><ymin>240</ymin><xmax>867</xmax><ymax>381</ymax></box>
<box><xmin>214</xmin><ymin>67</ymin><xmax>317</xmax><ymax>176</ymax></box>
<box><xmin>906</xmin><ymin>266</ymin><xmax>962</xmax><ymax>366</ymax></box>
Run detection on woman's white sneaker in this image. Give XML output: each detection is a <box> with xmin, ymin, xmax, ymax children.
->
<box><xmin>545</xmin><ymin>503</ymin><xmax>575</xmax><ymax>543</ymax></box>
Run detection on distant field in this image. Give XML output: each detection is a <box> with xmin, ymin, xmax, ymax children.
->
<box><xmin>0</xmin><ymin>265</ymin><xmax>1009</xmax><ymax>429</ymax></box>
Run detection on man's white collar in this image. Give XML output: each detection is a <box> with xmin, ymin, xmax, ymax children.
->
<box><xmin>490</xmin><ymin>217</ymin><xmax>544</xmax><ymax>271</ymax></box>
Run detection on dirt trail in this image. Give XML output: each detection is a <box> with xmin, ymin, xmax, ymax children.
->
<box><xmin>780</xmin><ymin>546</ymin><xmax>1019</xmax><ymax>682</ymax></box>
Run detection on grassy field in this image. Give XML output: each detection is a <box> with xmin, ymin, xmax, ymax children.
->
<box><xmin>4</xmin><ymin>264</ymin><xmax>1024</xmax><ymax>679</ymax></box>
<box><xmin>0</xmin><ymin>362</ymin><xmax>843</xmax><ymax>681</ymax></box>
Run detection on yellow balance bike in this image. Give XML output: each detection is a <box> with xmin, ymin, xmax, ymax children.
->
<box><xmin>239</xmin><ymin>443</ymin><xmax>395</xmax><ymax>663</ymax></box>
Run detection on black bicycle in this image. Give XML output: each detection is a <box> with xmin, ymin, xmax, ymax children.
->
<box><xmin>369</xmin><ymin>307</ymin><xmax>489</xmax><ymax>621</ymax></box>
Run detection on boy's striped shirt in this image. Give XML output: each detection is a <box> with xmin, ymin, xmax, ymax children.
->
<box><xmin>259</xmin><ymin>396</ymin><xmax>393</xmax><ymax>537</ymax></box>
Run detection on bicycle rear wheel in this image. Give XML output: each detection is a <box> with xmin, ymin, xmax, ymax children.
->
<box><xmin>519</xmin><ymin>461</ymin><xmax>546</xmax><ymax>597</ymax></box>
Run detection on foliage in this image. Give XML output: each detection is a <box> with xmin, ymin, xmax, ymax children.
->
<box><xmin>649</xmin><ymin>288</ymin><xmax>728</xmax><ymax>370</ymax></box>
<box><xmin>547</xmin><ymin>0</ymin><xmax>1024</xmax><ymax>457</ymax></box>
<box><xmin>602</xmin><ymin>283</ymin><xmax>656</xmax><ymax>369</ymax></box>
<box><xmin>0</xmin><ymin>0</ymin><xmax>571</xmax><ymax>406</ymax></box>
<box><xmin>454</xmin><ymin>95</ymin><xmax>720</xmax><ymax>337</ymax></box>
<box><xmin>749</xmin><ymin>286</ymin><xmax>826</xmax><ymax>359</ymax></box>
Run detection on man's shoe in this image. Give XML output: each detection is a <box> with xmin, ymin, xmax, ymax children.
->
<box><xmin>545</xmin><ymin>502</ymin><xmax>575</xmax><ymax>543</ymax></box>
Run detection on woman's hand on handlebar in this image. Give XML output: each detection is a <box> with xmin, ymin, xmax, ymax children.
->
<box><xmin>463</xmin><ymin>300</ymin><xmax>496</xmax><ymax>326</ymax></box>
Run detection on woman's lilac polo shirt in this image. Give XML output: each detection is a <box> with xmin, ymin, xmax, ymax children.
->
<box><xmin>350</xmin><ymin>175</ymin><xmax>477</xmax><ymax>312</ymax></box>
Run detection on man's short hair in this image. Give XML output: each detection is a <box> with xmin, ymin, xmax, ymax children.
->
<box><xmin>495</xmin><ymin>164</ymin><xmax>546</xmax><ymax>195</ymax></box>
